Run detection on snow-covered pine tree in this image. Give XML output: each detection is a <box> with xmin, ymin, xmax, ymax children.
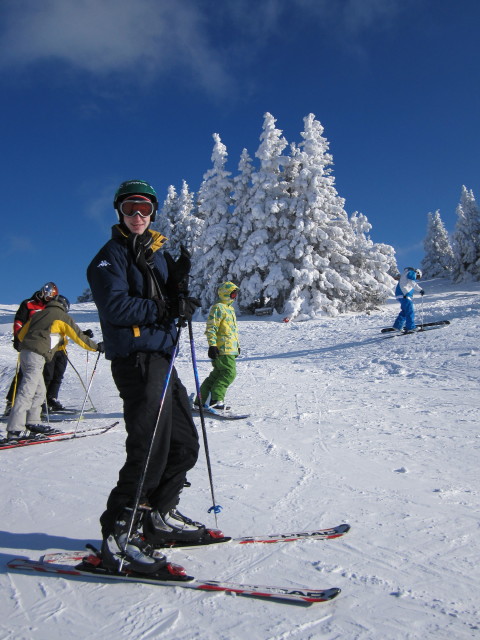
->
<box><xmin>152</xmin><ymin>184</ymin><xmax>176</xmax><ymax>240</ymax></box>
<box><xmin>230</xmin><ymin>148</ymin><xmax>254</xmax><ymax>248</ymax></box>
<box><xmin>270</xmin><ymin>113</ymin><xmax>355</xmax><ymax>318</ymax></box>
<box><xmin>421</xmin><ymin>210</ymin><xmax>454</xmax><ymax>278</ymax></box>
<box><xmin>176</xmin><ymin>180</ymin><xmax>202</xmax><ymax>254</ymax></box>
<box><xmin>260</xmin><ymin>113</ymin><xmax>393</xmax><ymax>319</ymax></box>
<box><xmin>451</xmin><ymin>186</ymin><xmax>480</xmax><ymax>282</ymax></box>
<box><xmin>231</xmin><ymin>112</ymin><xmax>290</xmax><ymax>311</ymax></box>
<box><xmin>153</xmin><ymin>181</ymin><xmax>199</xmax><ymax>258</ymax></box>
<box><xmin>348</xmin><ymin>211</ymin><xmax>397</xmax><ymax>309</ymax></box>
<box><xmin>189</xmin><ymin>133</ymin><xmax>236</xmax><ymax>308</ymax></box>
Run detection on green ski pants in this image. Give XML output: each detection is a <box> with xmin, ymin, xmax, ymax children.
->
<box><xmin>200</xmin><ymin>354</ymin><xmax>237</xmax><ymax>404</ymax></box>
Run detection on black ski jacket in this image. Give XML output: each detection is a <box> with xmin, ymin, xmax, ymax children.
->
<box><xmin>87</xmin><ymin>225</ymin><xmax>180</xmax><ymax>360</ymax></box>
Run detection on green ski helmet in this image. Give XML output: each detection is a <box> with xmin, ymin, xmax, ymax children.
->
<box><xmin>114</xmin><ymin>179</ymin><xmax>159</xmax><ymax>222</ymax></box>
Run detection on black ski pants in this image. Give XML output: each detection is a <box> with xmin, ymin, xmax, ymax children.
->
<box><xmin>43</xmin><ymin>350</ymin><xmax>68</xmax><ymax>400</ymax></box>
<box><xmin>100</xmin><ymin>351</ymin><xmax>199</xmax><ymax>537</ymax></box>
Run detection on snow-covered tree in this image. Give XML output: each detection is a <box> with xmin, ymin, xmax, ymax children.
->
<box><xmin>451</xmin><ymin>186</ymin><xmax>480</xmax><ymax>281</ymax></box>
<box><xmin>230</xmin><ymin>112</ymin><xmax>290</xmax><ymax>311</ymax></box>
<box><xmin>152</xmin><ymin>184</ymin><xmax>176</xmax><ymax>240</ymax></box>
<box><xmin>153</xmin><ymin>180</ymin><xmax>200</xmax><ymax>257</ymax></box>
<box><xmin>230</xmin><ymin>148</ymin><xmax>254</xmax><ymax>247</ymax></box>
<box><xmin>421</xmin><ymin>210</ymin><xmax>454</xmax><ymax>278</ymax></box>
<box><xmin>190</xmin><ymin>133</ymin><xmax>236</xmax><ymax>307</ymax></box>
<box><xmin>348</xmin><ymin>211</ymin><xmax>397</xmax><ymax>308</ymax></box>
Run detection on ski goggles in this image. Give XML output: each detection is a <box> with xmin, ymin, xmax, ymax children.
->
<box><xmin>119</xmin><ymin>196</ymin><xmax>155</xmax><ymax>218</ymax></box>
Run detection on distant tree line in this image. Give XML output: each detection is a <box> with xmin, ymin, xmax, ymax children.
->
<box><xmin>77</xmin><ymin>115</ymin><xmax>479</xmax><ymax>313</ymax></box>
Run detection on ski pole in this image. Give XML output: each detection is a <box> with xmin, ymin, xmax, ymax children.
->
<box><xmin>120</xmin><ymin>327</ymin><xmax>182</xmax><ymax>573</ymax></box>
<box><xmin>420</xmin><ymin>293</ymin><xmax>425</xmax><ymax>328</ymax></box>
<box><xmin>187</xmin><ymin>319</ymin><xmax>221</xmax><ymax>527</ymax></box>
<box><xmin>11</xmin><ymin>355</ymin><xmax>21</xmax><ymax>408</ymax></box>
<box><xmin>67</xmin><ymin>355</ymin><xmax>97</xmax><ymax>412</ymax></box>
<box><xmin>73</xmin><ymin>351</ymin><xmax>101</xmax><ymax>436</ymax></box>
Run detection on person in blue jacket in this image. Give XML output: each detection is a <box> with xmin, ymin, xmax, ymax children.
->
<box><xmin>392</xmin><ymin>267</ymin><xmax>425</xmax><ymax>333</ymax></box>
<box><xmin>87</xmin><ymin>179</ymin><xmax>208</xmax><ymax>575</ymax></box>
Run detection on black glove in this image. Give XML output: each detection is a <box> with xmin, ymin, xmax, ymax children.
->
<box><xmin>96</xmin><ymin>341</ymin><xmax>105</xmax><ymax>353</ymax></box>
<box><xmin>420</xmin><ymin>290</ymin><xmax>425</xmax><ymax>296</ymax></box>
<box><xmin>164</xmin><ymin>245</ymin><xmax>192</xmax><ymax>295</ymax></box>
<box><xmin>208</xmin><ymin>346</ymin><xmax>219</xmax><ymax>360</ymax></box>
<box><xmin>177</xmin><ymin>245</ymin><xmax>191</xmax><ymax>276</ymax></box>
<box><xmin>170</xmin><ymin>296</ymin><xmax>201</xmax><ymax>327</ymax></box>
<box><xmin>83</xmin><ymin>329</ymin><xmax>94</xmax><ymax>338</ymax></box>
<box><xmin>153</xmin><ymin>296</ymin><xmax>168</xmax><ymax>323</ymax></box>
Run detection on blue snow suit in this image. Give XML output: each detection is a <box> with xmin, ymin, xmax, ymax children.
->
<box><xmin>393</xmin><ymin>268</ymin><xmax>423</xmax><ymax>331</ymax></box>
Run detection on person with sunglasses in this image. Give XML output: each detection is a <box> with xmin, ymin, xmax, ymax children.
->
<box><xmin>87</xmin><ymin>179</ymin><xmax>207</xmax><ymax>576</ymax></box>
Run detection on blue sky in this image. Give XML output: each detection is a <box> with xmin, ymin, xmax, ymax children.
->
<box><xmin>1</xmin><ymin>0</ymin><xmax>478</xmax><ymax>304</ymax></box>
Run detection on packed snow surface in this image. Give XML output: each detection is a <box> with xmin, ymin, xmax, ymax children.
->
<box><xmin>0</xmin><ymin>278</ymin><xmax>478</xmax><ymax>639</ymax></box>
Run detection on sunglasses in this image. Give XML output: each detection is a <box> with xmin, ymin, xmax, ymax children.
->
<box><xmin>120</xmin><ymin>197</ymin><xmax>155</xmax><ymax>218</ymax></box>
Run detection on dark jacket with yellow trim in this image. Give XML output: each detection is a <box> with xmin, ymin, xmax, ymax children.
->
<box><xmin>87</xmin><ymin>225</ymin><xmax>178</xmax><ymax>360</ymax></box>
<box><xmin>18</xmin><ymin>300</ymin><xmax>98</xmax><ymax>362</ymax></box>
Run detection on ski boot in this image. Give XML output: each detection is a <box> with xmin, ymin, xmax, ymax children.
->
<box><xmin>26</xmin><ymin>423</ymin><xmax>62</xmax><ymax>435</ymax></box>
<box><xmin>143</xmin><ymin>508</ymin><xmax>208</xmax><ymax>546</ymax></box>
<box><xmin>47</xmin><ymin>398</ymin><xmax>66</xmax><ymax>412</ymax></box>
<box><xmin>101</xmin><ymin>508</ymin><xmax>167</xmax><ymax>575</ymax></box>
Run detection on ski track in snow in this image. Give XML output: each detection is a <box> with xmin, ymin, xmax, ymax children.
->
<box><xmin>0</xmin><ymin>279</ymin><xmax>479</xmax><ymax>639</ymax></box>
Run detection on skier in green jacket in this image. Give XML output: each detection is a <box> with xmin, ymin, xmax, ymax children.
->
<box><xmin>197</xmin><ymin>282</ymin><xmax>240</xmax><ymax>411</ymax></box>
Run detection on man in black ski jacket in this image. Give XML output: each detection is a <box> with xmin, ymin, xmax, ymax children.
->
<box><xmin>87</xmin><ymin>179</ymin><xmax>211</xmax><ymax>575</ymax></box>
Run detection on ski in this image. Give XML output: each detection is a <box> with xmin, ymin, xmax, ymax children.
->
<box><xmin>0</xmin><ymin>422</ymin><xmax>119</xmax><ymax>450</ymax></box>
<box><xmin>44</xmin><ymin>416</ymin><xmax>87</xmax><ymax>423</ymax></box>
<box><xmin>8</xmin><ymin>553</ymin><xmax>341</xmax><ymax>605</ymax></box>
<box><xmin>192</xmin><ymin>406</ymin><xmax>250</xmax><ymax>421</ymax></box>
<box><xmin>381</xmin><ymin>320</ymin><xmax>450</xmax><ymax>333</ymax></box>
<box><xmin>155</xmin><ymin>523</ymin><xmax>350</xmax><ymax>549</ymax></box>
<box><xmin>44</xmin><ymin>407</ymin><xmax>96</xmax><ymax>415</ymax></box>
<box><xmin>1</xmin><ymin>414</ymin><xmax>84</xmax><ymax>424</ymax></box>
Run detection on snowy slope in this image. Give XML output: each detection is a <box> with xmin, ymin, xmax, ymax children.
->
<box><xmin>0</xmin><ymin>278</ymin><xmax>479</xmax><ymax>640</ymax></box>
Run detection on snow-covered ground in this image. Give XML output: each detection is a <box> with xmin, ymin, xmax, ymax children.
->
<box><xmin>0</xmin><ymin>278</ymin><xmax>479</xmax><ymax>640</ymax></box>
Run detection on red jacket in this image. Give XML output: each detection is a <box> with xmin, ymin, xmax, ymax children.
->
<box><xmin>13</xmin><ymin>291</ymin><xmax>46</xmax><ymax>350</ymax></box>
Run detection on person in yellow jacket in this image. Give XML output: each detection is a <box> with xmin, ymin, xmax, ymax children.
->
<box><xmin>198</xmin><ymin>282</ymin><xmax>240</xmax><ymax>410</ymax></box>
<box><xmin>3</xmin><ymin>297</ymin><xmax>102</xmax><ymax>442</ymax></box>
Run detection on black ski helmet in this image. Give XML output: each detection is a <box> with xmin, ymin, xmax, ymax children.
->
<box><xmin>114</xmin><ymin>179</ymin><xmax>158</xmax><ymax>222</ymax></box>
<box><xmin>57</xmin><ymin>294</ymin><xmax>70</xmax><ymax>312</ymax></box>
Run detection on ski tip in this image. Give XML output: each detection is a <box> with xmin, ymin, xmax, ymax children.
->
<box><xmin>337</xmin><ymin>523</ymin><xmax>351</xmax><ymax>535</ymax></box>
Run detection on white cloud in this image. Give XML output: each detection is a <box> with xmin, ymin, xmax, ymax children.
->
<box><xmin>0</xmin><ymin>0</ymin><xmax>231</xmax><ymax>95</ymax></box>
